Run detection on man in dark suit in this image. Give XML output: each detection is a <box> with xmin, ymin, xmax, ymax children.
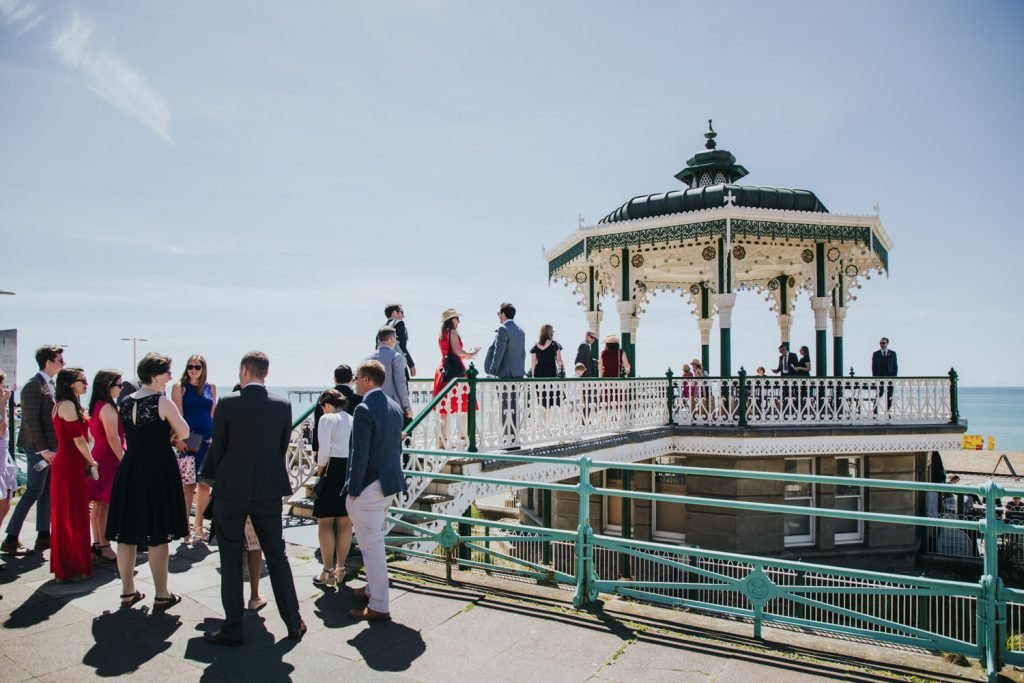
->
<box><xmin>574</xmin><ymin>330</ymin><xmax>597</xmax><ymax>378</ymax></box>
<box><xmin>383</xmin><ymin>303</ymin><xmax>415</xmax><ymax>378</ymax></box>
<box><xmin>203</xmin><ymin>351</ymin><xmax>305</xmax><ymax>646</ymax></box>
<box><xmin>484</xmin><ymin>302</ymin><xmax>527</xmax><ymax>448</ymax></box>
<box><xmin>871</xmin><ymin>337</ymin><xmax>898</xmax><ymax>411</ymax></box>
<box><xmin>347</xmin><ymin>360</ymin><xmax>406</xmax><ymax>621</ymax></box>
<box><xmin>3</xmin><ymin>345</ymin><xmax>63</xmax><ymax>555</ymax></box>
<box><xmin>771</xmin><ymin>344</ymin><xmax>798</xmax><ymax>376</ymax></box>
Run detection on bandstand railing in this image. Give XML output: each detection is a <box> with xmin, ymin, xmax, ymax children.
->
<box><xmin>286</xmin><ymin>369</ymin><xmax>960</xmax><ymax>489</ymax></box>
<box><xmin>384</xmin><ymin>450</ymin><xmax>1021</xmax><ymax>681</ymax></box>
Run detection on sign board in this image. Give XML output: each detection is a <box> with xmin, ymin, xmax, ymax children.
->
<box><xmin>0</xmin><ymin>329</ymin><xmax>15</xmax><ymax>390</ymax></box>
<box><xmin>963</xmin><ymin>434</ymin><xmax>984</xmax><ymax>450</ymax></box>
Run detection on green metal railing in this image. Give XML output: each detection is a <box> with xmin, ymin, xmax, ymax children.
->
<box><xmin>384</xmin><ymin>449</ymin><xmax>1023</xmax><ymax>681</ymax></box>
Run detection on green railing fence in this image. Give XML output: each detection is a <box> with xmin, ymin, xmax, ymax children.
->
<box><xmin>383</xmin><ymin>449</ymin><xmax>1023</xmax><ymax>681</ymax></box>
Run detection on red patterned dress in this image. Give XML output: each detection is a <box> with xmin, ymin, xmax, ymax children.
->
<box><xmin>50</xmin><ymin>412</ymin><xmax>92</xmax><ymax>580</ymax></box>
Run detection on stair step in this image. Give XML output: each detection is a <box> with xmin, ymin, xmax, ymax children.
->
<box><xmin>288</xmin><ymin>497</ymin><xmax>315</xmax><ymax>518</ymax></box>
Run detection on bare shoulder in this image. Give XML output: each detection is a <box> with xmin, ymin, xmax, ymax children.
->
<box><xmin>56</xmin><ymin>400</ymin><xmax>78</xmax><ymax>421</ymax></box>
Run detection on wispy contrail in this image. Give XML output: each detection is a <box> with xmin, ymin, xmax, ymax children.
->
<box><xmin>51</xmin><ymin>11</ymin><xmax>172</xmax><ymax>141</ymax></box>
<box><xmin>0</xmin><ymin>0</ymin><xmax>44</xmax><ymax>34</ymax></box>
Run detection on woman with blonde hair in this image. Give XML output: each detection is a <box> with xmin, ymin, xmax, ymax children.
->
<box><xmin>171</xmin><ymin>354</ymin><xmax>216</xmax><ymax>543</ymax></box>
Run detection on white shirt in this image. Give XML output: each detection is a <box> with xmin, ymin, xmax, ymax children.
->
<box><xmin>317</xmin><ymin>411</ymin><xmax>353</xmax><ymax>468</ymax></box>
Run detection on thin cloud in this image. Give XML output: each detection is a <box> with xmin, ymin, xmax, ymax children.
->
<box><xmin>0</xmin><ymin>0</ymin><xmax>43</xmax><ymax>33</ymax></box>
<box><xmin>69</xmin><ymin>233</ymin><xmax>210</xmax><ymax>257</ymax></box>
<box><xmin>50</xmin><ymin>11</ymin><xmax>171</xmax><ymax>141</ymax></box>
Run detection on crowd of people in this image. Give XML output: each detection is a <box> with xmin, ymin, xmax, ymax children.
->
<box><xmin>0</xmin><ymin>303</ymin><xmax>900</xmax><ymax>639</ymax></box>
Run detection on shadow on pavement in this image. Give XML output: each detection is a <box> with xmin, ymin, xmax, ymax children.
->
<box><xmin>347</xmin><ymin>621</ymin><xmax>425</xmax><ymax>673</ymax></box>
<box><xmin>3</xmin><ymin>591</ymin><xmax>64</xmax><ymax>630</ymax></box>
<box><xmin>84</xmin><ymin>608</ymin><xmax>181</xmax><ymax>676</ymax></box>
<box><xmin>184</xmin><ymin>616</ymin><xmax>297</xmax><ymax>681</ymax></box>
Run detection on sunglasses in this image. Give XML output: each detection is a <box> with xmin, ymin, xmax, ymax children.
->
<box><xmin>187</xmin><ymin>364</ymin><xmax>204</xmax><ymax>371</ymax></box>
<box><xmin>73</xmin><ymin>378</ymin><xmax>88</xmax><ymax>385</ymax></box>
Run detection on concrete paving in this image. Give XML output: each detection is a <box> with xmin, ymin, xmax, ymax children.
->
<box><xmin>0</xmin><ymin>513</ymin><xmax>1009</xmax><ymax>682</ymax></box>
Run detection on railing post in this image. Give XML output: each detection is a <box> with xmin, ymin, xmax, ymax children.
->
<box><xmin>574</xmin><ymin>456</ymin><xmax>598</xmax><ymax>608</ymax></box>
<box><xmin>458</xmin><ymin>505</ymin><xmax>473</xmax><ymax>566</ymax></box>
<box><xmin>620</xmin><ymin>470</ymin><xmax>632</xmax><ymax>579</ymax></box>
<box><xmin>738</xmin><ymin>366</ymin><xmax>748</xmax><ymax>427</ymax></box>
<box><xmin>665</xmin><ymin>368</ymin><xmax>675</xmax><ymax>425</ymax></box>
<box><xmin>979</xmin><ymin>481</ymin><xmax>1003</xmax><ymax>681</ymax></box>
<box><xmin>543</xmin><ymin>489</ymin><xmax>552</xmax><ymax>565</ymax></box>
<box><xmin>466</xmin><ymin>363</ymin><xmax>478</xmax><ymax>453</ymax></box>
<box><xmin>949</xmin><ymin>368</ymin><xmax>959</xmax><ymax>424</ymax></box>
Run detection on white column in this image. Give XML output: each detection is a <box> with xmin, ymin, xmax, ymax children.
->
<box><xmin>777</xmin><ymin>314</ymin><xmax>793</xmax><ymax>346</ymax></box>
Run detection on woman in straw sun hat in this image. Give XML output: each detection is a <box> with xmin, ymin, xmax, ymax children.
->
<box><xmin>433</xmin><ymin>309</ymin><xmax>480</xmax><ymax>446</ymax></box>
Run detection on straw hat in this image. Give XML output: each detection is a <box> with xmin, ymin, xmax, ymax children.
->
<box><xmin>440</xmin><ymin>308</ymin><xmax>462</xmax><ymax>323</ymax></box>
<box><xmin>603</xmin><ymin>334</ymin><xmax>619</xmax><ymax>345</ymax></box>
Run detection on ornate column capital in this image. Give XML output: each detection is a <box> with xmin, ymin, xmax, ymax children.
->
<box><xmin>616</xmin><ymin>301</ymin><xmax>638</xmax><ymax>337</ymax></box>
<box><xmin>830</xmin><ymin>305</ymin><xmax>847</xmax><ymax>337</ymax></box>
<box><xmin>810</xmin><ymin>296</ymin><xmax>831</xmax><ymax>331</ymax></box>
<box><xmin>776</xmin><ymin>313</ymin><xmax>793</xmax><ymax>344</ymax></box>
<box><xmin>715</xmin><ymin>292</ymin><xmax>737</xmax><ymax>328</ymax></box>
<box><xmin>585</xmin><ymin>310</ymin><xmax>602</xmax><ymax>339</ymax></box>
<box><xmin>697</xmin><ymin>317</ymin><xmax>713</xmax><ymax>346</ymax></box>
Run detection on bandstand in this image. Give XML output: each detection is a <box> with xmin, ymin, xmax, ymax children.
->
<box><xmin>544</xmin><ymin>121</ymin><xmax>892</xmax><ymax>378</ymax></box>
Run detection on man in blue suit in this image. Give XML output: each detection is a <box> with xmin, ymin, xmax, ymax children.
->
<box><xmin>484</xmin><ymin>302</ymin><xmax>526</xmax><ymax>448</ymax></box>
<box><xmin>347</xmin><ymin>360</ymin><xmax>407</xmax><ymax>621</ymax></box>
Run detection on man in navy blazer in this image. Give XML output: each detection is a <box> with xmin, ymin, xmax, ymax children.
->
<box><xmin>871</xmin><ymin>337</ymin><xmax>898</xmax><ymax>411</ymax></box>
<box><xmin>347</xmin><ymin>360</ymin><xmax>407</xmax><ymax>621</ymax></box>
<box><xmin>203</xmin><ymin>352</ymin><xmax>305</xmax><ymax>646</ymax></box>
<box><xmin>484</xmin><ymin>302</ymin><xmax>526</xmax><ymax>448</ymax></box>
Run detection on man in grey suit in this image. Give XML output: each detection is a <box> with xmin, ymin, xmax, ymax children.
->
<box><xmin>484</xmin><ymin>302</ymin><xmax>526</xmax><ymax>448</ymax></box>
<box><xmin>368</xmin><ymin>326</ymin><xmax>413</xmax><ymax>427</ymax></box>
<box><xmin>347</xmin><ymin>360</ymin><xmax>407</xmax><ymax>621</ymax></box>
<box><xmin>202</xmin><ymin>351</ymin><xmax>305</xmax><ymax>646</ymax></box>
<box><xmin>3</xmin><ymin>345</ymin><xmax>64</xmax><ymax>555</ymax></box>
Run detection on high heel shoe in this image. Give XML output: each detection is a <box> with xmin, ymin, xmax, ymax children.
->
<box><xmin>313</xmin><ymin>569</ymin><xmax>336</xmax><ymax>588</ymax></box>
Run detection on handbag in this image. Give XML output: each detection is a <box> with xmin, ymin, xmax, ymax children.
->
<box><xmin>310</xmin><ymin>460</ymin><xmax>329</xmax><ymax>501</ymax></box>
<box><xmin>177</xmin><ymin>453</ymin><xmax>196</xmax><ymax>485</ymax></box>
<box><xmin>440</xmin><ymin>345</ymin><xmax>465</xmax><ymax>382</ymax></box>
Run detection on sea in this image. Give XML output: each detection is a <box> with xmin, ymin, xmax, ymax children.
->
<box><xmin>265</xmin><ymin>384</ymin><xmax>1024</xmax><ymax>452</ymax></box>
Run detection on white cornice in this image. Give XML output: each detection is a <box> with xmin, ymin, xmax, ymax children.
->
<box><xmin>544</xmin><ymin>205</ymin><xmax>889</xmax><ymax>263</ymax></box>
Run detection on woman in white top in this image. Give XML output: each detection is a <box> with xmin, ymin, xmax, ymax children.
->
<box><xmin>311</xmin><ymin>389</ymin><xmax>353</xmax><ymax>588</ymax></box>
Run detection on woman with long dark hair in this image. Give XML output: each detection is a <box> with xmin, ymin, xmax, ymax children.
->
<box><xmin>432</xmin><ymin>309</ymin><xmax>479</xmax><ymax>445</ymax></box>
<box><xmin>530</xmin><ymin>324</ymin><xmax>564</xmax><ymax>409</ymax></box>
<box><xmin>106</xmin><ymin>353</ymin><xmax>190</xmax><ymax>610</ymax></box>
<box><xmin>311</xmin><ymin>389</ymin><xmax>353</xmax><ymax>588</ymax></box>
<box><xmin>87</xmin><ymin>369</ymin><xmax>125</xmax><ymax>563</ymax></box>
<box><xmin>171</xmin><ymin>354</ymin><xmax>216</xmax><ymax>544</ymax></box>
<box><xmin>50</xmin><ymin>367</ymin><xmax>99</xmax><ymax>582</ymax></box>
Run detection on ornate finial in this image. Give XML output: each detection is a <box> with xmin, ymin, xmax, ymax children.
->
<box><xmin>704</xmin><ymin>119</ymin><xmax>717</xmax><ymax>150</ymax></box>
<box><xmin>723</xmin><ymin>191</ymin><xmax>737</xmax><ymax>207</ymax></box>
<box><xmin>578</xmin><ymin>213</ymin><xmax>585</xmax><ymax>229</ymax></box>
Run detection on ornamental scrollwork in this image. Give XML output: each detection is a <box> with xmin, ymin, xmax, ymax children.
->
<box><xmin>609</xmin><ymin>253</ymin><xmax>620</xmax><ymax>268</ymax></box>
<box><xmin>631</xmin><ymin>253</ymin><xmax>645</xmax><ymax>268</ymax></box>
<box><xmin>801</xmin><ymin>248</ymin><xmax>814</xmax><ymax>263</ymax></box>
<box><xmin>702</xmin><ymin>245</ymin><xmax>717</xmax><ymax>261</ymax></box>
<box><xmin>732</xmin><ymin>245</ymin><xmax>746</xmax><ymax>260</ymax></box>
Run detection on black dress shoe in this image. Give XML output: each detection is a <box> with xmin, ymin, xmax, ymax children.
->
<box><xmin>287</xmin><ymin>619</ymin><xmax>307</xmax><ymax>641</ymax></box>
<box><xmin>204</xmin><ymin>630</ymin><xmax>243</xmax><ymax>647</ymax></box>
<box><xmin>34</xmin><ymin>536</ymin><xmax>50</xmax><ymax>551</ymax></box>
<box><xmin>0</xmin><ymin>539</ymin><xmax>34</xmax><ymax>556</ymax></box>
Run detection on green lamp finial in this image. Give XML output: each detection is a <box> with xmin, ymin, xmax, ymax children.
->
<box><xmin>704</xmin><ymin>119</ymin><xmax>717</xmax><ymax>150</ymax></box>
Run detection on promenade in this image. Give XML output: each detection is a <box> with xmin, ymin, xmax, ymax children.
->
<box><xmin>0</xmin><ymin>512</ymin><xmax>1001</xmax><ymax>682</ymax></box>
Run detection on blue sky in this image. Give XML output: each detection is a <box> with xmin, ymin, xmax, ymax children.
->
<box><xmin>1</xmin><ymin>1</ymin><xmax>1022</xmax><ymax>388</ymax></box>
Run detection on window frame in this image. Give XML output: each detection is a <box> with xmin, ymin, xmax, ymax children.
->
<box><xmin>651</xmin><ymin>456</ymin><xmax>687</xmax><ymax>542</ymax></box>
<box><xmin>784</xmin><ymin>457</ymin><xmax>816</xmax><ymax>547</ymax></box>
<box><xmin>834</xmin><ymin>456</ymin><xmax>865</xmax><ymax>545</ymax></box>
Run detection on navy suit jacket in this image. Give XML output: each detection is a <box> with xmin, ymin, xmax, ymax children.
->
<box><xmin>872</xmin><ymin>349</ymin><xmax>898</xmax><ymax>377</ymax></box>
<box><xmin>347</xmin><ymin>389</ymin><xmax>407</xmax><ymax>498</ymax></box>
<box><xmin>484</xmin><ymin>319</ymin><xmax>526</xmax><ymax>378</ymax></box>
<box><xmin>203</xmin><ymin>384</ymin><xmax>293</xmax><ymax>501</ymax></box>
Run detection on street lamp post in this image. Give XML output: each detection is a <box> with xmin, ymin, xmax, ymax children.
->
<box><xmin>121</xmin><ymin>337</ymin><xmax>149</xmax><ymax>376</ymax></box>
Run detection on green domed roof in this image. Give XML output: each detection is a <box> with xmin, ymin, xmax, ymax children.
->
<box><xmin>599</xmin><ymin>183</ymin><xmax>828</xmax><ymax>224</ymax></box>
<box><xmin>598</xmin><ymin>121</ymin><xmax>828</xmax><ymax>224</ymax></box>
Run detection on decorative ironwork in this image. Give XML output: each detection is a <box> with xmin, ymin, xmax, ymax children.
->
<box><xmin>631</xmin><ymin>253</ymin><xmax>645</xmax><ymax>268</ymax></box>
<box><xmin>635</xmin><ymin>281</ymin><xmax>647</xmax><ymax>294</ymax></box>
<box><xmin>689</xmin><ymin>284</ymin><xmax>701</xmax><ymax>295</ymax></box>
<box><xmin>873</xmin><ymin>239</ymin><xmax>890</xmax><ymax>272</ymax></box>
<box><xmin>801</xmin><ymin>248</ymin><xmax>814</xmax><ymax>263</ymax></box>
<box><xmin>827</xmin><ymin>246</ymin><xmax>841</xmax><ymax>262</ymax></box>
<box><xmin>732</xmin><ymin>245</ymin><xmax>746</xmax><ymax>260</ymax></box>
<box><xmin>788</xmin><ymin>276</ymin><xmax>796</xmax><ymax>288</ymax></box>
<box><xmin>767</xmin><ymin>278</ymin><xmax>780</xmax><ymax>291</ymax></box>
<box><xmin>548</xmin><ymin>239</ymin><xmax>585</xmax><ymax>277</ymax></box>
<box><xmin>575</xmin><ymin>271</ymin><xmax>587</xmax><ymax>284</ymax></box>
<box><xmin>702</xmin><ymin>245</ymin><xmax>717</xmax><ymax>261</ymax></box>
<box><xmin>730</xmin><ymin>220</ymin><xmax>872</xmax><ymax>246</ymax></box>
<box><xmin>609</xmin><ymin>253</ymin><xmax>620</xmax><ymax>268</ymax></box>
<box><xmin>845</xmin><ymin>264</ymin><xmax>859</xmax><ymax>277</ymax></box>
<box><xmin>585</xmin><ymin>219</ymin><xmax>726</xmax><ymax>255</ymax></box>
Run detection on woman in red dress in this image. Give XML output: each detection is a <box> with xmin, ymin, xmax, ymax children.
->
<box><xmin>433</xmin><ymin>309</ymin><xmax>479</xmax><ymax>445</ymax></box>
<box><xmin>86</xmin><ymin>369</ymin><xmax>125</xmax><ymax>563</ymax></box>
<box><xmin>50</xmin><ymin>368</ymin><xmax>100</xmax><ymax>582</ymax></box>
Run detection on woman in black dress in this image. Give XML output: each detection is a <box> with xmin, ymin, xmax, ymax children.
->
<box><xmin>311</xmin><ymin>390</ymin><xmax>353</xmax><ymax>588</ymax></box>
<box><xmin>530</xmin><ymin>324</ymin><xmax>564</xmax><ymax>409</ymax></box>
<box><xmin>106</xmin><ymin>353</ymin><xmax>190</xmax><ymax>610</ymax></box>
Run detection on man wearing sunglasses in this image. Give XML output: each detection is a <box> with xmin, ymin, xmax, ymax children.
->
<box><xmin>871</xmin><ymin>337</ymin><xmax>898</xmax><ymax>413</ymax></box>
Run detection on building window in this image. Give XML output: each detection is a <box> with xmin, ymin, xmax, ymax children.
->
<box><xmin>603</xmin><ymin>469</ymin><xmax>624</xmax><ymax>534</ymax></box>
<box><xmin>834</xmin><ymin>457</ymin><xmax>864</xmax><ymax>544</ymax></box>
<box><xmin>784</xmin><ymin>458</ymin><xmax>815</xmax><ymax>546</ymax></box>
<box><xmin>652</xmin><ymin>456</ymin><xmax>686</xmax><ymax>542</ymax></box>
